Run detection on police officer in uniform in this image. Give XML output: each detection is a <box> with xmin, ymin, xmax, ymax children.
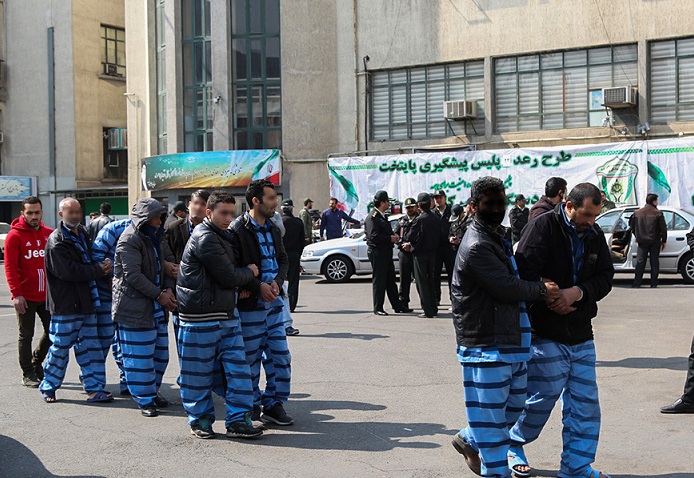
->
<box><xmin>365</xmin><ymin>190</ymin><xmax>405</xmax><ymax>316</ymax></box>
<box><xmin>396</xmin><ymin>198</ymin><xmax>418</xmax><ymax>313</ymax></box>
<box><xmin>433</xmin><ymin>190</ymin><xmax>455</xmax><ymax>306</ymax></box>
<box><xmin>402</xmin><ymin>193</ymin><xmax>440</xmax><ymax>318</ymax></box>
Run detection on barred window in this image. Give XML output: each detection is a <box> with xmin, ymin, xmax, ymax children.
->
<box><xmin>100</xmin><ymin>25</ymin><xmax>126</xmax><ymax>77</ymax></box>
<box><xmin>370</xmin><ymin>61</ymin><xmax>485</xmax><ymax>141</ymax></box>
<box><xmin>650</xmin><ymin>37</ymin><xmax>694</xmax><ymax>123</ymax></box>
<box><xmin>494</xmin><ymin>44</ymin><xmax>637</xmax><ymax>132</ymax></box>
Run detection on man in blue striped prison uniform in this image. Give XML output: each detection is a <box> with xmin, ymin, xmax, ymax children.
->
<box><xmin>230</xmin><ymin>179</ymin><xmax>293</xmax><ymax>427</ymax></box>
<box><xmin>113</xmin><ymin>198</ymin><xmax>177</xmax><ymax>417</ymax></box>
<box><xmin>450</xmin><ymin>177</ymin><xmax>560</xmax><ymax>477</ymax></box>
<box><xmin>176</xmin><ymin>190</ymin><xmax>264</xmax><ymax>439</ymax></box>
<box><xmin>39</xmin><ymin>198</ymin><xmax>115</xmax><ymax>404</ymax></box>
<box><xmin>510</xmin><ymin>183</ymin><xmax>614</xmax><ymax>478</ymax></box>
<box><xmin>162</xmin><ymin>189</ymin><xmax>211</xmax><ymax>356</ymax></box>
<box><xmin>91</xmin><ymin>218</ymin><xmax>131</xmax><ymax>395</ymax></box>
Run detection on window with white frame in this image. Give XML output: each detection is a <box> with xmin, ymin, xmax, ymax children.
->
<box><xmin>650</xmin><ymin>37</ymin><xmax>694</xmax><ymax>123</ymax></box>
<box><xmin>370</xmin><ymin>61</ymin><xmax>485</xmax><ymax>141</ymax></box>
<box><xmin>494</xmin><ymin>44</ymin><xmax>638</xmax><ymax>133</ymax></box>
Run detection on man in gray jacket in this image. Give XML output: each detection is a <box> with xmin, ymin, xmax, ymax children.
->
<box><xmin>113</xmin><ymin>198</ymin><xmax>176</xmax><ymax>417</ymax></box>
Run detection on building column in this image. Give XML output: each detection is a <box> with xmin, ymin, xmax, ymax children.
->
<box><xmin>637</xmin><ymin>39</ymin><xmax>649</xmax><ymax>126</ymax></box>
<box><xmin>483</xmin><ymin>55</ymin><xmax>493</xmax><ymax>141</ymax></box>
<box><xmin>210</xmin><ymin>1</ymin><xmax>232</xmax><ymax>151</ymax></box>
<box><xmin>164</xmin><ymin>0</ymin><xmax>181</xmax><ymax>154</ymax></box>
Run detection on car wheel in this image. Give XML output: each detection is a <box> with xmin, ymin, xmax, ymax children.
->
<box><xmin>322</xmin><ymin>255</ymin><xmax>354</xmax><ymax>283</ymax></box>
<box><xmin>679</xmin><ymin>252</ymin><xmax>694</xmax><ymax>284</ymax></box>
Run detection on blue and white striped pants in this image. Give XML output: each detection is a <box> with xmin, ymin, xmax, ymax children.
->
<box><xmin>39</xmin><ymin>313</ymin><xmax>107</xmax><ymax>394</ymax></box>
<box><xmin>510</xmin><ymin>339</ymin><xmax>601</xmax><ymax>478</ymax></box>
<box><xmin>460</xmin><ymin>361</ymin><xmax>527</xmax><ymax>478</ymax></box>
<box><xmin>116</xmin><ymin>318</ymin><xmax>169</xmax><ymax>408</ymax></box>
<box><xmin>239</xmin><ymin>305</ymin><xmax>291</xmax><ymax>408</ymax></box>
<box><xmin>96</xmin><ymin>302</ymin><xmax>127</xmax><ymax>392</ymax></box>
<box><xmin>177</xmin><ymin>319</ymin><xmax>254</xmax><ymax>426</ymax></box>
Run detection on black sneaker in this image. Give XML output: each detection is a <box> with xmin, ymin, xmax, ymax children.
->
<box><xmin>261</xmin><ymin>402</ymin><xmax>294</xmax><ymax>426</ymax></box>
<box><xmin>250</xmin><ymin>405</ymin><xmax>267</xmax><ymax>430</ymax></box>
<box><xmin>226</xmin><ymin>414</ymin><xmax>263</xmax><ymax>439</ymax></box>
<box><xmin>22</xmin><ymin>374</ymin><xmax>40</xmax><ymax>388</ymax></box>
<box><xmin>285</xmin><ymin>326</ymin><xmax>300</xmax><ymax>336</ymax></box>
<box><xmin>190</xmin><ymin>417</ymin><xmax>215</xmax><ymax>439</ymax></box>
<box><xmin>153</xmin><ymin>393</ymin><xmax>169</xmax><ymax>408</ymax></box>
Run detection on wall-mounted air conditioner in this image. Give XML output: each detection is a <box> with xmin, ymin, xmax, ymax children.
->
<box><xmin>443</xmin><ymin>100</ymin><xmax>478</xmax><ymax>120</ymax></box>
<box><xmin>601</xmin><ymin>86</ymin><xmax>637</xmax><ymax>108</ymax></box>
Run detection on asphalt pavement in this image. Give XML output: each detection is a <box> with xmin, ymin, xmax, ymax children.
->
<box><xmin>0</xmin><ymin>264</ymin><xmax>693</xmax><ymax>478</ymax></box>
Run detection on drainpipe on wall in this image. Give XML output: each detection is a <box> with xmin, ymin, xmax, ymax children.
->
<box><xmin>47</xmin><ymin>26</ymin><xmax>56</xmax><ymax>218</ymax></box>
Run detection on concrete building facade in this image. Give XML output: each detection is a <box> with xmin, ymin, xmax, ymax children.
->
<box><xmin>125</xmin><ymin>0</ymin><xmax>694</xmax><ymax>211</ymax></box>
<box><xmin>2</xmin><ymin>0</ymin><xmax>128</xmax><ymax>226</ymax></box>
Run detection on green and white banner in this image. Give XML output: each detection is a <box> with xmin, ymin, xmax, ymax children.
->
<box><xmin>328</xmin><ymin>137</ymin><xmax>694</xmax><ymax>220</ymax></box>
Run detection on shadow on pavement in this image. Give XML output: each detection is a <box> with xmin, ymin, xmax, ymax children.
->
<box><xmin>0</xmin><ymin>434</ymin><xmax>106</xmax><ymax>478</ymax></box>
<box><xmin>308</xmin><ymin>309</ymin><xmax>368</xmax><ymax>315</ymax></box>
<box><xmin>596</xmin><ymin>357</ymin><xmax>688</xmax><ymax>371</ymax></box>
<box><xmin>251</xmin><ymin>396</ymin><xmax>456</xmax><ymax>451</ymax></box>
<box><xmin>612</xmin><ymin>475</ymin><xmax>694</xmax><ymax>478</ymax></box>
<box><xmin>298</xmin><ymin>332</ymin><xmax>390</xmax><ymax>341</ymax></box>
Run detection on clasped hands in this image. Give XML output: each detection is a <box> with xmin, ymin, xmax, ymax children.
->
<box><xmin>542</xmin><ymin>279</ymin><xmax>582</xmax><ymax>315</ymax></box>
<box><xmin>238</xmin><ymin>263</ymin><xmax>280</xmax><ymax>302</ymax></box>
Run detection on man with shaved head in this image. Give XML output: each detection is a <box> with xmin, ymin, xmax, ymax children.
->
<box><xmin>39</xmin><ymin>198</ymin><xmax>114</xmax><ymax>404</ymax></box>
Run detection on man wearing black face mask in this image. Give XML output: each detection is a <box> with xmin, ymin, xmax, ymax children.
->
<box><xmin>450</xmin><ymin>177</ymin><xmax>560</xmax><ymax>478</ymax></box>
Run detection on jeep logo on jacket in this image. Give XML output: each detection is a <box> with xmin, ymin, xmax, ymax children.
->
<box><xmin>4</xmin><ymin>216</ymin><xmax>53</xmax><ymax>302</ymax></box>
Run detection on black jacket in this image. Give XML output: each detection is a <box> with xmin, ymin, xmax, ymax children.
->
<box><xmin>113</xmin><ymin>198</ymin><xmax>175</xmax><ymax>328</ymax></box>
<box><xmin>229</xmin><ymin>213</ymin><xmax>289</xmax><ymax>311</ymax></box>
<box><xmin>516</xmin><ymin>205</ymin><xmax>614</xmax><ymax>345</ymax></box>
<box><xmin>281</xmin><ymin>212</ymin><xmax>305</xmax><ymax>254</ymax></box>
<box><xmin>364</xmin><ymin>209</ymin><xmax>394</xmax><ymax>250</ymax></box>
<box><xmin>165</xmin><ymin>218</ymin><xmax>192</xmax><ymax>264</ymax></box>
<box><xmin>396</xmin><ymin>214</ymin><xmax>417</xmax><ymax>252</ymax></box>
<box><xmin>87</xmin><ymin>214</ymin><xmax>113</xmax><ymax>242</ymax></box>
<box><xmin>177</xmin><ymin>218</ymin><xmax>255</xmax><ymax>321</ymax></box>
<box><xmin>451</xmin><ymin>218</ymin><xmax>545</xmax><ymax>347</ymax></box>
<box><xmin>405</xmin><ymin>210</ymin><xmax>440</xmax><ymax>257</ymax></box>
<box><xmin>434</xmin><ymin>204</ymin><xmax>452</xmax><ymax>246</ymax></box>
<box><xmin>629</xmin><ymin>204</ymin><xmax>667</xmax><ymax>246</ymax></box>
<box><xmin>509</xmin><ymin>207</ymin><xmax>529</xmax><ymax>242</ymax></box>
<box><xmin>528</xmin><ymin>196</ymin><xmax>556</xmax><ymax>222</ymax></box>
<box><xmin>45</xmin><ymin>223</ymin><xmax>105</xmax><ymax>315</ymax></box>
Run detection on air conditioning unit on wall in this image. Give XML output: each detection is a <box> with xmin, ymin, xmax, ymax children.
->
<box><xmin>443</xmin><ymin>100</ymin><xmax>478</xmax><ymax>120</ymax></box>
<box><xmin>602</xmin><ymin>86</ymin><xmax>638</xmax><ymax>108</ymax></box>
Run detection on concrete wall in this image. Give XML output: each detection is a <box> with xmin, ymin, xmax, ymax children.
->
<box><xmin>4</xmin><ymin>1</ymin><xmax>76</xmax><ymax>225</ymax></box>
<box><xmin>124</xmin><ymin>0</ymin><xmax>156</xmax><ymax>207</ymax></box>
<box><xmin>72</xmin><ymin>0</ymin><xmax>127</xmax><ymax>188</ymax></box>
<box><xmin>341</xmin><ymin>0</ymin><xmax>694</xmax><ymax>153</ymax></box>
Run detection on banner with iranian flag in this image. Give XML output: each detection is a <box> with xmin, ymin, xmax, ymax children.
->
<box><xmin>141</xmin><ymin>150</ymin><xmax>281</xmax><ymax>191</ymax></box>
<box><xmin>328</xmin><ymin>137</ymin><xmax>694</xmax><ymax>221</ymax></box>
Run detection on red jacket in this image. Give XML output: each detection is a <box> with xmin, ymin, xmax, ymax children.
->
<box><xmin>4</xmin><ymin>216</ymin><xmax>53</xmax><ymax>302</ymax></box>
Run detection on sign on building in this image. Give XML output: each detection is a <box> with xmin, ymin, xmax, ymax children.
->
<box><xmin>141</xmin><ymin>150</ymin><xmax>281</xmax><ymax>191</ymax></box>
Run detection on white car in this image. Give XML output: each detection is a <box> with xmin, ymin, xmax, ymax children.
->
<box><xmin>0</xmin><ymin>222</ymin><xmax>10</xmax><ymax>259</ymax></box>
<box><xmin>301</xmin><ymin>214</ymin><xmax>404</xmax><ymax>282</ymax></box>
<box><xmin>596</xmin><ymin>206</ymin><xmax>694</xmax><ymax>283</ymax></box>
